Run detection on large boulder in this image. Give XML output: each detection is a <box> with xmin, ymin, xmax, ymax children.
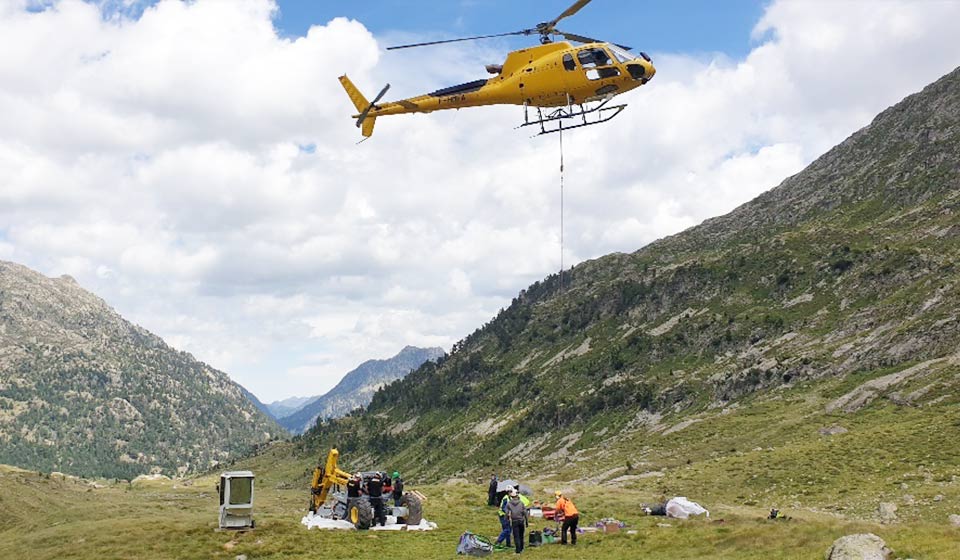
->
<box><xmin>949</xmin><ymin>513</ymin><xmax>960</xmax><ymax>527</ymax></box>
<box><xmin>825</xmin><ymin>533</ymin><xmax>893</xmax><ymax>560</ymax></box>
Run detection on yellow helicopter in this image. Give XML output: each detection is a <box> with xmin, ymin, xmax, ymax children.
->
<box><xmin>339</xmin><ymin>0</ymin><xmax>655</xmax><ymax>138</ymax></box>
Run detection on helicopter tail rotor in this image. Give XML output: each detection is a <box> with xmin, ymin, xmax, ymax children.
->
<box><xmin>339</xmin><ymin>75</ymin><xmax>390</xmax><ymax>138</ymax></box>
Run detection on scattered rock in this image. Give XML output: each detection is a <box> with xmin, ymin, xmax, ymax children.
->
<box><xmin>235</xmin><ymin>555</ymin><xmax>247</xmax><ymax>560</ymax></box>
<box><xmin>825</xmin><ymin>533</ymin><xmax>893</xmax><ymax>560</ymax></box>
<box><xmin>933</xmin><ymin>494</ymin><xmax>943</xmax><ymax>502</ymax></box>
<box><xmin>656</xmin><ymin>523</ymin><xmax>673</xmax><ymax>528</ymax></box>
<box><xmin>902</xmin><ymin>494</ymin><xmax>915</xmax><ymax>505</ymax></box>
<box><xmin>818</xmin><ymin>425</ymin><xmax>849</xmax><ymax>436</ymax></box>
<box><xmin>949</xmin><ymin>514</ymin><xmax>960</xmax><ymax>527</ymax></box>
<box><xmin>878</xmin><ymin>502</ymin><xmax>898</xmax><ymax>523</ymax></box>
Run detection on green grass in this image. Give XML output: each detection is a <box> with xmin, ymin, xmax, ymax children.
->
<box><xmin>3</xmin><ymin>441</ymin><xmax>959</xmax><ymax>560</ymax></box>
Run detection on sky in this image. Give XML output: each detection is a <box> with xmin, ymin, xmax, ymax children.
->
<box><xmin>2</xmin><ymin>0</ymin><xmax>960</xmax><ymax>403</ymax></box>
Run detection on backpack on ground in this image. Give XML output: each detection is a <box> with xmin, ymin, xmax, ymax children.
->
<box><xmin>456</xmin><ymin>531</ymin><xmax>494</xmax><ymax>556</ymax></box>
<box><xmin>528</xmin><ymin>530</ymin><xmax>542</xmax><ymax>547</ymax></box>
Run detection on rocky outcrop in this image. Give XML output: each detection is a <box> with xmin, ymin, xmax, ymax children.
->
<box><xmin>825</xmin><ymin>533</ymin><xmax>892</xmax><ymax>560</ymax></box>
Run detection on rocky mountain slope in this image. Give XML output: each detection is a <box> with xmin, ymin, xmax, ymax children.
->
<box><xmin>279</xmin><ymin>346</ymin><xmax>445</xmax><ymax>434</ymax></box>
<box><xmin>301</xmin><ymin>67</ymin><xmax>960</xmax><ymax>515</ymax></box>
<box><xmin>0</xmin><ymin>262</ymin><xmax>281</xmax><ymax>478</ymax></box>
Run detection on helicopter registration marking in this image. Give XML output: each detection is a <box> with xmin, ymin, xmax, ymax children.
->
<box><xmin>439</xmin><ymin>95</ymin><xmax>467</xmax><ymax>105</ymax></box>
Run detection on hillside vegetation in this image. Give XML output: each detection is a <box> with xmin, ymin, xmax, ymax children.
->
<box><xmin>298</xmin><ymin>66</ymin><xmax>960</xmax><ymax>523</ymax></box>
<box><xmin>0</xmin><ymin>262</ymin><xmax>281</xmax><ymax>478</ymax></box>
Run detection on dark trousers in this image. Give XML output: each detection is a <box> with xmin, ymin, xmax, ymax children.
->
<box><xmin>496</xmin><ymin>515</ymin><xmax>511</xmax><ymax>545</ymax></box>
<box><xmin>371</xmin><ymin>496</ymin><xmax>386</xmax><ymax>526</ymax></box>
<box><xmin>511</xmin><ymin>521</ymin><xmax>525</xmax><ymax>553</ymax></box>
<box><xmin>561</xmin><ymin>514</ymin><xmax>579</xmax><ymax>544</ymax></box>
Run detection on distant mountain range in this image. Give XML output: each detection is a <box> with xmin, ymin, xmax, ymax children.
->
<box><xmin>266</xmin><ymin>395</ymin><xmax>315</xmax><ymax>419</ymax></box>
<box><xmin>0</xmin><ymin>261</ymin><xmax>281</xmax><ymax>478</ymax></box>
<box><xmin>276</xmin><ymin>346</ymin><xmax>445</xmax><ymax>434</ymax></box>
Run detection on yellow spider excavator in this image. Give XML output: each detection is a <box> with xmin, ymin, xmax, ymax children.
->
<box><xmin>308</xmin><ymin>448</ymin><xmax>422</xmax><ymax>530</ymax></box>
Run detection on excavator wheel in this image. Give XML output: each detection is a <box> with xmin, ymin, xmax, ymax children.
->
<box><xmin>347</xmin><ymin>497</ymin><xmax>373</xmax><ymax>530</ymax></box>
<box><xmin>398</xmin><ymin>493</ymin><xmax>422</xmax><ymax>526</ymax></box>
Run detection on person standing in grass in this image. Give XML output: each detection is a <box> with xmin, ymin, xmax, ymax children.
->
<box><xmin>391</xmin><ymin>471</ymin><xmax>404</xmax><ymax>506</ymax></box>
<box><xmin>505</xmin><ymin>489</ymin><xmax>529</xmax><ymax>554</ymax></box>
<box><xmin>495</xmin><ymin>493</ymin><xmax>512</xmax><ymax>549</ymax></box>
<box><xmin>554</xmin><ymin>490</ymin><xmax>580</xmax><ymax>545</ymax></box>
<box><xmin>488</xmin><ymin>473</ymin><xmax>498</xmax><ymax>506</ymax></box>
<box><xmin>365</xmin><ymin>472</ymin><xmax>386</xmax><ymax>527</ymax></box>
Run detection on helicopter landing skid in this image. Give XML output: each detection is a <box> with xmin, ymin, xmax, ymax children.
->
<box><xmin>519</xmin><ymin>96</ymin><xmax>626</xmax><ymax>136</ymax></box>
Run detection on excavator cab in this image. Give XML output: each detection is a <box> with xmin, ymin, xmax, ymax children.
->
<box><xmin>218</xmin><ymin>471</ymin><xmax>255</xmax><ymax>529</ymax></box>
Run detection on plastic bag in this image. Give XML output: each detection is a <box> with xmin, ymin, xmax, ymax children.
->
<box><xmin>456</xmin><ymin>531</ymin><xmax>494</xmax><ymax>556</ymax></box>
<box><xmin>665</xmin><ymin>497</ymin><xmax>709</xmax><ymax>519</ymax></box>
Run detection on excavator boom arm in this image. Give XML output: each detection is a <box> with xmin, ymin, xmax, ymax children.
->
<box><xmin>310</xmin><ymin>448</ymin><xmax>353</xmax><ymax>511</ymax></box>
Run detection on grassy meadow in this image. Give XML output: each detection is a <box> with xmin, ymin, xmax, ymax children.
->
<box><xmin>2</xmin><ymin>458</ymin><xmax>959</xmax><ymax>560</ymax></box>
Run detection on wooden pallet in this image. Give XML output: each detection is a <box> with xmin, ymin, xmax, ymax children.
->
<box><xmin>409</xmin><ymin>490</ymin><xmax>428</xmax><ymax>502</ymax></box>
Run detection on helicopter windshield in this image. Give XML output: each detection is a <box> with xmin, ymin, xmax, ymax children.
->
<box><xmin>608</xmin><ymin>45</ymin><xmax>634</xmax><ymax>64</ymax></box>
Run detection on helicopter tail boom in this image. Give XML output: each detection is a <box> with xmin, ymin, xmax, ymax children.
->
<box><xmin>338</xmin><ymin>75</ymin><xmax>388</xmax><ymax>138</ymax></box>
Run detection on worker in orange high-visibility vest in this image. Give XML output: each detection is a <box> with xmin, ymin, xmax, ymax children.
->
<box><xmin>554</xmin><ymin>490</ymin><xmax>580</xmax><ymax>545</ymax></box>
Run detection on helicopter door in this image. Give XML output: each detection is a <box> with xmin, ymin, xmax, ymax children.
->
<box><xmin>577</xmin><ymin>48</ymin><xmax>621</xmax><ymax>81</ymax></box>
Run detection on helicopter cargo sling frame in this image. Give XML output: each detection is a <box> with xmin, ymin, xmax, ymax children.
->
<box><xmin>519</xmin><ymin>94</ymin><xmax>626</xmax><ymax>135</ymax></box>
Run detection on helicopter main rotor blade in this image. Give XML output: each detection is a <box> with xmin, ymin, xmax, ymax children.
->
<box><xmin>386</xmin><ymin>30</ymin><xmax>532</xmax><ymax>50</ymax></box>
<box><xmin>548</xmin><ymin>0</ymin><xmax>593</xmax><ymax>29</ymax></box>
<box><xmin>557</xmin><ymin>30</ymin><xmax>603</xmax><ymax>44</ymax></box>
<box><xmin>557</xmin><ymin>29</ymin><xmax>632</xmax><ymax>51</ymax></box>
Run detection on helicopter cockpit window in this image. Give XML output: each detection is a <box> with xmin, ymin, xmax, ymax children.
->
<box><xmin>577</xmin><ymin>48</ymin><xmax>611</xmax><ymax>69</ymax></box>
<box><xmin>586</xmin><ymin>67</ymin><xmax>621</xmax><ymax>80</ymax></box>
<box><xmin>578</xmin><ymin>47</ymin><xmax>620</xmax><ymax>80</ymax></box>
<box><xmin>609</xmin><ymin>45</ymin><xmax>634</xmax><ymax>64</ymax></box>
<box><xmin>562</xmin><ymin>53</ymin><xmax>576</xmax><ymax>71</ymax></box>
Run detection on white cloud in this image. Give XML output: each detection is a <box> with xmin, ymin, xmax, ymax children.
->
<box><xmin>1</xmin><ymin>0</ymin><xmax>959</xmax><ymax>401</ymax></box>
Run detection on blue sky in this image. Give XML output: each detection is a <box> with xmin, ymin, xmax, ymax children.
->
<box><xmin>274</xmin><ymin>0</ymin><xmax>768</xmax><ymax>58</ymax></box>
<box><xmin>86</xmin><ymin>0</ymin><xmax>768</xmax><ymax>58</ymax></box>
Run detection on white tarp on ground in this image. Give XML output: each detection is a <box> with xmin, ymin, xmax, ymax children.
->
<box><xmin>665</xmin><ymin>497</ymin><xmax>709</xmax><ymax>519</ymax></box>
<box><xmin>301</xmin><ymin>513</ymin><xmax>438</xmax><ymax>531</ymax></box>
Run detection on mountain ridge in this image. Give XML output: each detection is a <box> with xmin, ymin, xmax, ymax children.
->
<box><xmin>279</xmin><ymin>345</ymin><xmax>445</xmax><ymax>434</ymax></box>
<box><xmin>0</xmin><ymin>260</ymin><xmax>281</xmax><ymax>478</ymax></box>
